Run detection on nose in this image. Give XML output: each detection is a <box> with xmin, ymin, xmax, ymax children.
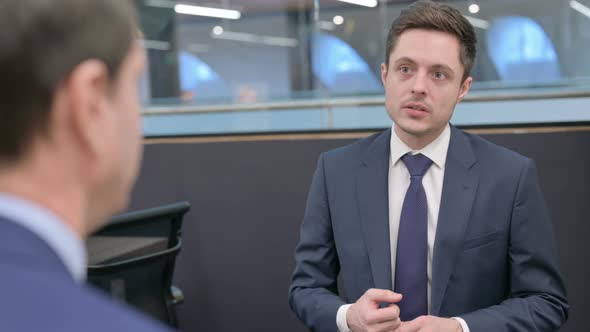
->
<box><xmin>411</xmin><ymin>72</ymin><xmax>427</xmax><ymax>96</ymax></box>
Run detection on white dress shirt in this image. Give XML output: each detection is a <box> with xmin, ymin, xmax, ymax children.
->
<box><xmin>0</xmin><ymin>193</ymin><xmax>87</xmax><ymax>282</ymax></box>
<box><xmin>337</xmin><ymin>125</ymin><xmax>469</xmax><ymax>332</ymax></box>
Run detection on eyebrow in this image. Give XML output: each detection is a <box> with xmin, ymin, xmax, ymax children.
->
<box><xmin>392</xmin><ymin>57</ymin><xmax>417</xmax><ymax>66</ymax></box>
<box><xmin>392</xmin><ymin>57</ymin><xmax>455</xmax><ymax>74</ymax></box>
<box><xmin>430</xmin><ymin>64</ymin><xmax>455</xmax><ymax>74</ymax></box>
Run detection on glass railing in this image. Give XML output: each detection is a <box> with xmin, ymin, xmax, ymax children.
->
<box><xmin>142</xmin><ymin>89</ymin><xmax>590</xmax><ymax>136</ymax></box>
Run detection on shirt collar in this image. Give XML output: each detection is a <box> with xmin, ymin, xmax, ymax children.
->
<box><xmin>390</xmin><ymin>123</ymin><xmax>451</xmax><ymax>170</ymax></box>
<box><xmin>0</xmin><ymin>193</ymin><xmax>87</xmax><ymax>282</ymax></box>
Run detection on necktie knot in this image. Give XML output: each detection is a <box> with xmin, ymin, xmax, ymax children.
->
<box><xmin>401</xmin><ymin>153</ymin><xmax>432</xmax><ymax>177</ymax></box>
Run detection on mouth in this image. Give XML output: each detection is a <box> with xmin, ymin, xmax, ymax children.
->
<box><xmin>401</xmin><ymin>102</ymin><xmax>429</xmax><ymax>117</ymax></box>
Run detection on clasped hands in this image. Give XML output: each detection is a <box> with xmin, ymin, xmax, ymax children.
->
<box><xmin>346</xmin><ymin>289</ymin><xmax>462</xmax><ymax>332</ymax></box>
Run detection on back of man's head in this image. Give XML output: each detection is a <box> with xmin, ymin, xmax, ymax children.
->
<box><xmin>0</xmin><ymin>0</ymin><xmax>144</xmax><ymax>236</ymax></box>
<box><xmin>0</xmin><ymin>0</ymin><xmax>136</xmax><ymax>164</ymax></box>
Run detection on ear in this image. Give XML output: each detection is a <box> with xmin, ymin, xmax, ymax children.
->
<box><xmin>59</xmin><ymin>60</ymin><xmax>111</xmax><ymax>158</ymax></box>
<box><xmin>381</xmin><ymin>63</ymin><xmax>388</xmax><ymax>86</ymax></box>
<box><xmin>457</xmin><ymin>76</ymin><xmax>473</xmax><ymax>103</ymax></box>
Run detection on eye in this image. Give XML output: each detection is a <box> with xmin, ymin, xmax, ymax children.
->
<box><xmin>433</xmin><ymin>71</ymin><xmax>447</xmax><ymax>80</ymax></box>
<box><xmin>398</xmin><ymin>65</ymin><xmax>412</xmax><ymax>74</ymax></box>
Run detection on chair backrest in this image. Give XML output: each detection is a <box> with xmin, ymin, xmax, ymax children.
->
<box><xmin>87</xmin><ymin>201</ymin><xmax>191</xmax><ymax>327</ymax></box>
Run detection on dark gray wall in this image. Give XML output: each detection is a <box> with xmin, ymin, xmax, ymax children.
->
<box><xmin>129</xmin><ymin>128</ymin><xmax>590</xmax><ymax>332</ymax></box>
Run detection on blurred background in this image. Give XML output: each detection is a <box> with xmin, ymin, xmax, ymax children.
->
<box><xmin>135</xmin><ymin>0</ymin><xmax>590</xmax><ymax>135</ymax></box>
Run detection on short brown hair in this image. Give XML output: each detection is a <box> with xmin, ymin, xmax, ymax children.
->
<box><xmin>384</xmin><ymin>0</ymin><xmax>476</xmax><ymax>82</ymax></box>
<box><xmin>0</xmin><ymin>0</ymin><xmax>138</xmax><ymax>163</ymax></box>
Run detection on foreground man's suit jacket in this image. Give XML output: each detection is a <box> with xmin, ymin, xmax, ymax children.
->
<box><xmin>0</xmin><ymin>216</ymin><xmax>174</xmax><ymax>332</ymax></box>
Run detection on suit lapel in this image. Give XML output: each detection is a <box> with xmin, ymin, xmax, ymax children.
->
<box><xmin>431</xmin><ymin>126</ymin><xmax>479</xmax><ymax>315</ymax></box>
<box><xmin>356</xmin><ymin>130</ymin><xmax>393</xmax><ymax>291</ymax></box>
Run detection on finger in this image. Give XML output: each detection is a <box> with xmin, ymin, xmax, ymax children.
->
<box><xmin>371</xmin><ymin>319</ymin><xmax>403</xmax><ymax>332</ymax></box>
<box><xmin>389</xmin><ymin>317</ymin><xmax>402</xmax><ymax>330</ymax></box>
<box><xmin>398</xmin><ymin>322</ymin><xmax>417</xmax><ymax>332</ymax></box>
<box><xmin>364</xmin><ymin>288</ymin><xmax>403</xmax><ymax>303</ymax></box>
<box><xmin>364</xmin><ymin>305</ymin><xmax>401</xmax><ymax>324</ymax></box>
<box><xmin>398</xmin><ymin>316</ymin><xmax>426</xmax><ymax>332</ymax></box>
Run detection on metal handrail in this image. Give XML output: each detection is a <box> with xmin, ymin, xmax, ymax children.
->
<box><xmin>142</xmin><ymin>89</ymin><xmax>590</xmax><ymax>116</ymax></box>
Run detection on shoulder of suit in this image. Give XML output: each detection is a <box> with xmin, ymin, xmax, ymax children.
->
<box><xmin>78</xmin><ymin>285</ymin><xmax>174</xmax><ymax>331</ymax></box>
<box><xmin>460</xmin><ymin>129</ymin><xmax>531</xmax><ymax>167</ymax></box>
<box><xmin>0</xmin><ymin>268</ymin><xmax>172</xmax><ymax>332</ymax></box>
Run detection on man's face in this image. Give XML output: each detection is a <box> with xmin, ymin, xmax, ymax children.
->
<box><xmin>99</xmin><ymin>43</ymin><xmax>146</xmax><ymax>216</ymax></box>
<box><xmin>381</xmin><ymin>29</ymin><xmax>472</xmax><ymax>147</ymax></box>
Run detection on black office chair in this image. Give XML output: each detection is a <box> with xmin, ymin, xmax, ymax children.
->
<box><xmin>86</xmin><ymin>201</ymin><xmax>190</xmax><ymax>327</ymax></box>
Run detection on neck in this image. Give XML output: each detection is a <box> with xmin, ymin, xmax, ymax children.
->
<box><xmin>0</xmin><ymin>158</ymin><xmax>87</xmax><ymax>239</ymax></box>
<box><xmin>394</xmin><ymin>125</ymin><xmax>445</xmax><ymax>150</ymax></box>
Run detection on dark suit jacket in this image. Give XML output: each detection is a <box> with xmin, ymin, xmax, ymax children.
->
<box><xmin>289</xmin><ymin>126</ymin><xmax>568</xmax><ymax>331</ymax></box>
<box><xmin>0</xmin><ymin>216</ymin><xmax>174</xmax><ymax>332</ymax></box>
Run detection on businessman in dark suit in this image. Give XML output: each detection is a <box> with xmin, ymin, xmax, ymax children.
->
<box><xmin>0</xmin><ymin>1</ymin><xmax>174</xmax><ymax>331</ymax></box>
<box><xmin>288</xmin><ymin>1</ymin><xmax>568</xmax><ymax>332</ymax></box>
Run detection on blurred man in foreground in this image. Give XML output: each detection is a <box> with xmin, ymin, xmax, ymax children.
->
<box><xmin>0</xmin><ymin>0</ymin><xmax>174</xmax><ymax>331</ymax></box>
